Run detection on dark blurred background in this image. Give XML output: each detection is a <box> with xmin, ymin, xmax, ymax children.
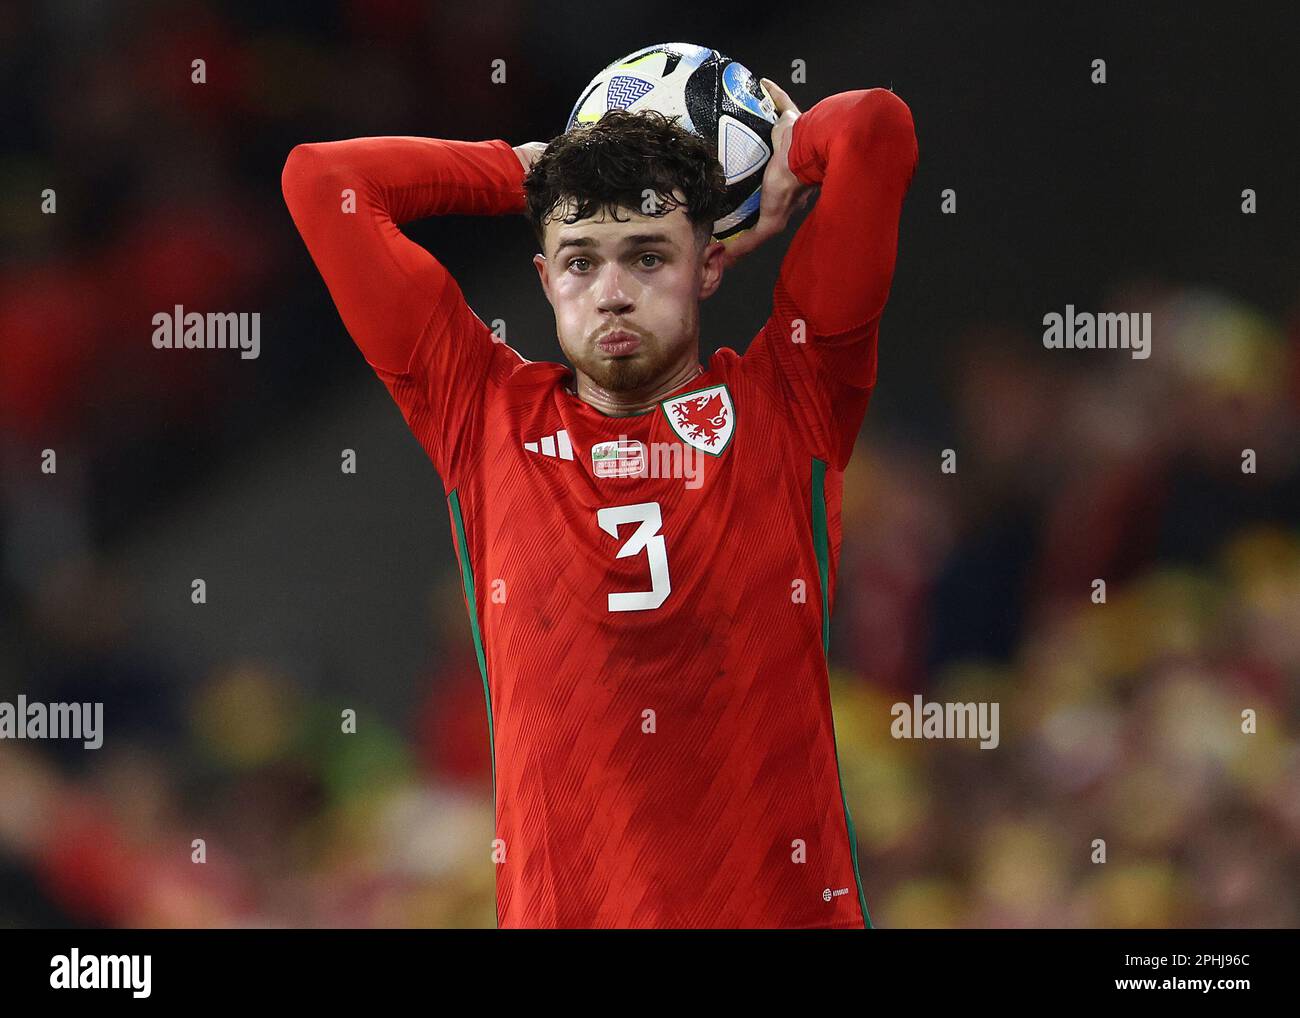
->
<box><xmin>1</xmin><ymin>0</ymin><xmax>1297</xmax><ymax>927</ymax></box>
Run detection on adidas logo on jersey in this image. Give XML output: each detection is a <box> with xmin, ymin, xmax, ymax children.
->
<box><xmin>523</xmin><ymin>429</ymin><xmax>574</xmax><ymax>461</ymax></box>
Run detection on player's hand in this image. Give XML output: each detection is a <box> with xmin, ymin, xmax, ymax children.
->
<box><xmin>513</xmin><ymin>141</ymin><xmax>548</xmax><ymax>173</ymax></box>
<box><xmin>720</xmin><ymin>78</ymin><xmax>815</xmax><ymax>269</ymax></box>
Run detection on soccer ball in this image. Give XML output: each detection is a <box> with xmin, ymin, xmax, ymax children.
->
<box><xmin>565</xmin><ymin>42</ymin><xmax>778</xmax><ymax>243</ymax></box>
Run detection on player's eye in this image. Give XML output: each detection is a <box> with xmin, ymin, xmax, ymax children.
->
<box><xmin>637</xmin><ymin>253</ymin><xmax>663</xmax><ymax>268</ymax></box>
<box><xmin>567</xmin><ymin>257</ymin><xmax>591</xmax><ymax>272</ymax></box>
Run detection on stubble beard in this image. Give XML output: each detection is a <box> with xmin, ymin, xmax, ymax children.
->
<box><xmin>586</xmin><ymin>353</ymin><xmax>660</xmax><ymax>393</ymax></box>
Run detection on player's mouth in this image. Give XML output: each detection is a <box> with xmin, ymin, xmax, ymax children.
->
<box><xmin>596</xmin><ymin>330</ymin><xmax>641</xmax><ymax>356</ymax></box>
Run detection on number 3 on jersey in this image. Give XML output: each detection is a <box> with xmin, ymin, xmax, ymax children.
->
<box><xmin>597</xmin><ymin>501</ymin><xmax>671</xmax><ymax>612</ymax></box>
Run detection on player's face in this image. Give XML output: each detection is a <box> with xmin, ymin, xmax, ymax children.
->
<box><xmin>533</xmin><ymin>197</ymin><xmax>725</xmax><ymax>394</ymax></box>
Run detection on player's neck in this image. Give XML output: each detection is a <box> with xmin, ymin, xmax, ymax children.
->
<box><xmin>571</xmin><ymin>358</ymin><xmax>706</xmax><ymax>417</ymax></box>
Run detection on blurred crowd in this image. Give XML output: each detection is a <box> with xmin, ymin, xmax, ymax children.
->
<box><xmin>2</xmin><ymin>2</ymin><xmax>1297</xmax><ymax>928</ymax></box>
<box><xmin>832</xmin><ymin>285</ymin><xmax>1300</xmax><ymax>927</ymax></box>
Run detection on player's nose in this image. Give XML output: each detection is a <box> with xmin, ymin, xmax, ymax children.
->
<box><xmin>594</xmin><ymin>264</ymin><xmax>633</xmax><ymax>311</ymax></box>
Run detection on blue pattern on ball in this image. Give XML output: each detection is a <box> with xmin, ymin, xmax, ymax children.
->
<box><xmin>605</xmin><ymin>76</ymin><xmax>655</xmax><ymax>111</ymax></box>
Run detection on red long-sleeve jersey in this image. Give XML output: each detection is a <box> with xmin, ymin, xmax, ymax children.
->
<box><xmin>282</xmin><ymin>88</ymin><xmax>917</xmax><ymax>928</ymax></box>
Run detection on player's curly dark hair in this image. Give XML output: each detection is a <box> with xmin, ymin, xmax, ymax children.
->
<box><xmin>523</xmin><ymin>109</ymin><xmax>729</xmax><ymax>252</ymax></box>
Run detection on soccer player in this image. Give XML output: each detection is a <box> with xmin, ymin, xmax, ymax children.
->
<box><xmin>281</xmin><ymin>76</ymin><xmax>917</xmax><ymax>928</ymax></box>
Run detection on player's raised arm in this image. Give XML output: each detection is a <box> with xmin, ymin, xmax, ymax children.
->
<box><xmin>280</xmin><ymin>135</ymin><xmax>526</xmax><ymax>373</ymax></box>
<box><xmin>777</xmin><ymin>85</ymin><xmax>918</xmax><ymax>357</ymax></box>
<box><xmin>280</xmin><ymin>135</ymin><xmax>535</xmax><ymax>484</ymax></box>
<box><xmin>740</xmin><ymin>84</ymin><xmax>918</xmax><ymax>470</ymax></box>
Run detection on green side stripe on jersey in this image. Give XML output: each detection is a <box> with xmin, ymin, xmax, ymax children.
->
<box><xmin>448</xmin><ymin>489</ymin><xmax>496</xmax><ymax>803</ymax></box>
<box><xmin>811</xmin><ymin>457</ymin><xmax>874</xmax><ymax>930</ymax></box>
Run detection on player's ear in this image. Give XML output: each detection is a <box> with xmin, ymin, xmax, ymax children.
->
<box><xmin>698</xmin><ymin>239</ymin><xmax>725</xmax><ymax>300</ymax></box>
<box><xmin>532</xmin><ymin>252</ymin><xmax>552</xmax><ymax>303</ymax></box>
